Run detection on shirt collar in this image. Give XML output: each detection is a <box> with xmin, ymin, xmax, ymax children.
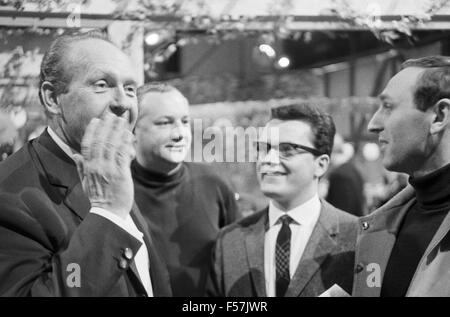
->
<box><xmin>268</xmin><ymin>194</ymin><xmax>321</xmax><ymax>227</ymax></box>
<box><xmin>47</xmin><ymin>126</ymin><xmax>78</xmax><ymax>162</ymax></box>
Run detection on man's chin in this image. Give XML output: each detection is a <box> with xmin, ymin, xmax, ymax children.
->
<box><xmin>260</xmin><ymin>186</ymin><xmax>284</xmax><ymax>200</ymax></box>
<box><xmin>162</xmin><ymin>153</ymin><xmax>186</xmax><ymax>164</ymax></box>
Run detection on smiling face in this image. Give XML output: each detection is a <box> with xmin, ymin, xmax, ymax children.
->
<box><xmin>135</xmin><ymin>89</ymin><xmax>191</xmax><ymax>170</ymax></box>
<box><xmin>256</xmin><ymin>119</ymin><xmax>329</xmax><ymax>210</ymax></box>
<box><xmin>368</xmin><ymin>67</ymin><xmax>434</xmax><ymax>175</ymax></box>
<box><xmin>46</xmin><ymin>38</ymin><xmax>139</xmax><ymax>151</ymax></box>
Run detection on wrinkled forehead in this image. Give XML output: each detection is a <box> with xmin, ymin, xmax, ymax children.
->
<box><xmin>64</xmin><ymin>39</ymin><xmax>138</xmax><ymax>83</ymax></box>
<box><xmin>139</xmin><ymin>90</ymin><xmax>190</xmax><ymax>119</ymax></box>
<box><xmin>258</xmin><ymin>119</ymin><xmax>314</xmax><ymax>145</ymax></box>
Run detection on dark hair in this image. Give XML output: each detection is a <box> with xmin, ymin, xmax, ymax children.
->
<box><xmin>271</xmin><ymin>102</ymin><xmax>336</xmax><ymax>156</ymax></box>
<box><xmin>137</xmin><ymin>82</ymin><xmax>183</xmax><ymax>104</ymax></box>
<box><xmin>401</xmin><ymin>56</ymin><xmax>450</xmax><ymax>111</ymax></box>
<box><xmin>39</xmin><ymin>30</ymin><xmax>112</xmax><ymax>104</ymax></box>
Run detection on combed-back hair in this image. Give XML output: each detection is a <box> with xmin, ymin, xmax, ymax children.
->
<box><xmin>271</xmin><ymin>102</ymin><xmax>336</xmax><ymax>156</ymax></box>
<box><xmin>38</xmin><ymin>30</ymin><xmax>112</xmax><ymax>104</ymax></box>
<box><xmin>402</xmin><ymin>56</ymin><xmax>450</xmax><ymax>111</ymax></box>
<box><xmin>136</xmin><ymin>82</ymin><xmax>182</xmax><ymax>104</ymax></box>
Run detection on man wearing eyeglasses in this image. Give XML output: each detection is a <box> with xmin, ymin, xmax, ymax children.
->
<box><xmin>207</xmin><ymin>103</ymin><xmax>358</xmax><ymax>297</ymax></box>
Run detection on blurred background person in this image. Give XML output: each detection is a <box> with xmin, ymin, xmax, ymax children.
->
<box><xmin>0</xmin><ymin>112</ymin><xmax>18</xmax><ymax>162</ymax></box>
<box><xmin>326</xmin><ymin>134</ymin><xmax>366</xmax><ymax>216</ymax></box>
<box><xmin>132</xmin><ymin>83</ymin><xmax>239</xmax><ymax>296</ymax></box>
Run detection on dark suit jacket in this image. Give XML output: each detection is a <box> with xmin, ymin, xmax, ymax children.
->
<box><xmin>0</xmin><ymin>131</ymin><xmax>172</xmax><ymax>297</ymax></box>
<box><xmin>207</xmin><ymin>200</ymin><xmax>357</xmax><ymax>297</ymax></box>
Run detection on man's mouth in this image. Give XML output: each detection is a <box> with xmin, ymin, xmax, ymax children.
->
<box><xmin>166</xmin><ymin>145</ymin><xmax>186</xmax><ymax>151</ymax></box>
<box><xmin>261</xmin><ymin>171</ymin><xmax>287</xmax><ymax>177</ymax></box>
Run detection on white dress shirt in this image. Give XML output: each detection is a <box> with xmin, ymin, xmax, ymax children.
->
<box><xmin>264</xmin><ymin>194</ymin><xmax>321</xmax><ymax>297</ymax></box>
<box><xmin>47</xmin><ymin>127</ymin><xmax>153</xmax><ymax>296</ymax></box>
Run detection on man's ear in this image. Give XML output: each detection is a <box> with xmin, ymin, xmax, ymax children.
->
<box><xmin>314</xmin><ymin>154</ymin><xmax>330</xmax><ymax>178</ymax></box>
<box><xmin>40</xmin><ymin>81</ymin><xmax>61</xmax><ymax>116</ymax></box>
<box><xmin>430</xmin><ymin>98</ymin><xmax>450</xmax><ymax>134</ymax></box>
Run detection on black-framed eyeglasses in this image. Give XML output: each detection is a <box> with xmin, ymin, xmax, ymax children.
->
<box><xmin>255</xmin><ymin>141</ymin><xmax>325</xmax><ymax>159</ymax></box>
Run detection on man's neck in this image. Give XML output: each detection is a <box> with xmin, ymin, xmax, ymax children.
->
<box><xmin>411</xmin><ymin>153</ymin><xmax>450</xmax><ymax>178</ymax></box>
<box><xmin>48</xmin><ymin>122</ymin><xmax>80</xmax><ymax>153</ymax></box>
<box><xmin>272</xmin><ymin>185</ymin><xmax>319</xmax><ymax>211</ymax></box>
<box><xmin>47</xmin><ymin>126</ymin><xmax>78</xmax><ymax>161</ymax></box>
<box><xmin>136</xmin><ymin>153</ymin><xmax>182</xmax><ymax>176</ymax></box>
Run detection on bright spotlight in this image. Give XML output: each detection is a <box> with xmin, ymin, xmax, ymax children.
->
<box><xmin>277</xmin><ymin>56</ymin><xmax>290</xmax><ymax>68</ymax></box>
<box><xmin>145</xmin><ymin>33</ymin><xmax>161</xmax><ymax>46</ymax></box>
<box><xmin>258</xmin><ymin>44</ymin><xmax>276</xmax><ymax>58</ymax></box>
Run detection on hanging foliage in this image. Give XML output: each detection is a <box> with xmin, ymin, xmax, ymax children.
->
<box><xmin>331</xmin><ymin>0</ymin><xmax>450</xmax><ymax>44</ymax></box>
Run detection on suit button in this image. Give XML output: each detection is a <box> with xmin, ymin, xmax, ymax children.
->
<box><xmin>123</xmin><ymin>247</ymin><xmax>133</xmax><ymax>260</ymax></box>
<box><xmin>355</xmin><ymin>263</ymin><xmax>364</xmax><ymax>273</ymax></box>
<box><xmin>119</xmin><ymin>258</ymin><xmax>128</xmax><ymax>270</ymax></box>
<box><xmin>362</xmin><ymin>221</ymin><xmax>370</xmax><ymax>230</ymax></box>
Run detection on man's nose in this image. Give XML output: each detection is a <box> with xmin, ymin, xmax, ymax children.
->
<box><xmin>260</xmin><ymin>148</ymin><xmax>280</xmax><ymax>165</ymax></box>
<box><xmin>367</xmin><ymin>109</ymin><xmax>384</xmax><ymax>134</ymax></box>
<box><xmin>109</xmin><ymin>87</ymin><xmax>132</xmax><ymax>118</ymax></box>
<box><xmin>109</xmin><ymin>103</ymin><xmax>131</xmax><ymax>117</ymax></box>
<box><xmin>170</xmin><ymin>123</ymin><xmax>185</xmax><ymax>142</ymax></box>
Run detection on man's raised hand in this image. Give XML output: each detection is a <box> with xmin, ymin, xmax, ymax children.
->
<box><xmin>73</xmin><ymin>112</ymin><xmax>136</xmax><ymax>219</ymax></box>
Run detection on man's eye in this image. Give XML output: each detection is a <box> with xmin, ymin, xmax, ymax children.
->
<box><xmin>256</xmin><ymin>142</ymin><xmax>269</xmax><ymax>153</ymax></box>
<box><xmin>279</xmin><ymin>144</ymin><xmax>295</xmax><ymax>155</ymax></box>
<box><xmin>156</xmin><ymin>120</ymin><xmax>171</xmax><ymax>126</ymax></box>
<box><xmin>182</xmin><ymin>118</ymin><xmax>191</xmax><ymax>125</ymax></box>
<box><xmin>382</xmin><ymin>102</ymin><xmax>393</xmax><ymax>110</ymax></box>
<box><xmin>94</xmin><ymin>80</ymin><xmax>108</xmax><ymax>89</ymax></box>
<box><xmin>125</xmin><ymin>86</ymin><xmax>136</xmax><ymax>95</ymax></box>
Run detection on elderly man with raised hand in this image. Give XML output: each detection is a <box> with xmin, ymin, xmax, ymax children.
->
<box><xmin>0</xmin><ymin>31</ymin><xmax>171</xmax><ymax>297</ymax></box>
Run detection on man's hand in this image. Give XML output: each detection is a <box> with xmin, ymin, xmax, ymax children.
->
<box><xmin>73</xmin><ymin>113</ymin><xmax>136</xmax><ymax>220</ymax></box>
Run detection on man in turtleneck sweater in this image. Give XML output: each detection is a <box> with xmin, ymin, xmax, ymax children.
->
<box><xmin>353</xmin><ymin>56</ymin><xmax>450</xmax><ymax>297</ymax></box>
<box><xmin>132</xmin><ymin>84</ymin><xmax>239</xmax><ymax>296</ymax></box>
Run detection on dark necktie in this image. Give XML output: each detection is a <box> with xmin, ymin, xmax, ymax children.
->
<box><xmin>275</xmin><ymin>214</ymin><xmax>293</xmax><ymax>297</ymax></box>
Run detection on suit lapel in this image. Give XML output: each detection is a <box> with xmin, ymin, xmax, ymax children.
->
<box><xmin>245</xmin><ymin>209</ymin><xmax>267</xmax><ymax>297</ymax></box>
<box><xmin>285</xmin><ymin>203</ymin><xmax>338</xmax><ymax>297</ymax></box>
<box><xmin>31</xmin><ymin>131</ymin><xmax>90</xmax><ymax>220</ymax></box>
<box><xmin>407</xmin><ymin>207</ymin><xmax>450</xmax><ymax>296</ymax></box>
<box><xmin>131</xmin><ymin>203</ymin><xmax>172</xmax><ymax>297</ymax></box>
<box><xmin>354</xmin><ymin>186</ymin><xmax>415</xmax><ymax>296</ymax></box>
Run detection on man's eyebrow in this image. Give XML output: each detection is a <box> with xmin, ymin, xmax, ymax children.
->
<box><xmin>87</xmin><ymin>69</ymin><xmax>137</xmax><ymax>85</ymax></box>
<box><xmin>86</xmin><ymin>69</ymin><xmax>106</xmax><ymax>78</ymax></box>
<box><xmin>124</xmin><ymin>78</ymin><xmax>138</xmax><ymax>86</ymax></box>
<box><xmin>379</xmin><ymin>94</ymin><xmax>390</xmax><ymax>101</ymax></box>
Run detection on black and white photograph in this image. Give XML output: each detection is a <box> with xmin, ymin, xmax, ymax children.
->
<box><xmin>0</xmin><ymin>0</ymin><xmax>449</xmax><ymax>303</ymax></box>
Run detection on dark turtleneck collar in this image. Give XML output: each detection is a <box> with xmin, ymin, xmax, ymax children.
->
<box><xmin>409</xmin><ymin>162</ymin><xmax>450</xmax><ymax>211</ymax></box>
<box><xmin>131</xmin><ymin>159</ymin><xmax>186</xmax><ymax>188</ymax></box>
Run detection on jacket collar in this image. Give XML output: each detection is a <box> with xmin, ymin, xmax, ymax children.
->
<box><xmin>285</xmin><ymin>200</ymin><xmax>339</xmax><ymax>297</ymax></box>
<box><xmin>31</xmin><ymin>130</ymin><xmax>90</xmax><ymax>220</ymax></box>
<box><xmin>362</xmin><ymin>186</ymin><xmax>416</xmax><ymax>235</ymax></box>
<box><xmin>353</xmin><ymin>186</ymin><xmax>416</xmax><ymax>297</ymax></box>
<box><xmin>245</xmin><ymin>209</ymin><xmax>268</xmax><ymax>297</ymax></box>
